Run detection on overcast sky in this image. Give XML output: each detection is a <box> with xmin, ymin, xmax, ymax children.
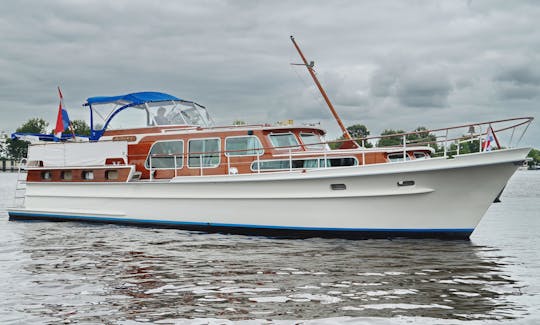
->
<box><xmin>0</xmin><ymin>0</ymin><xmax>538</xmax><ymax>146</ymax></box>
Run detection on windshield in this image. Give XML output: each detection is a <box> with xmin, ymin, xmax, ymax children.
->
<box><xmin>91</xmin><ymin>100</ymin><xmax>214</xmax><ymax>131</ymax></box>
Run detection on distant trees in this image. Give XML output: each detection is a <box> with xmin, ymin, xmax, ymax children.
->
<box><xmin>71</xmin><ymin>120</ymin><xmax>91</xmax><ymax>136</ymax></box>
<box><xmin>329</xmin><ymin>124</ymin><xmax>372</xmax><ymax>149</ymax></box>
<box><xmin>330</xmin><ymin>124</ymin><xmax>440</xmax><ymax>150</ymax></box>
<box><xmin>449</xmin><ymin>138</ymin><xmax>480</xmax><ymax>155</ymax></box>
<box><xmin>5</xmin><ymin>118</ymin><xmax>92</xmax><ymax>159</ymax></box>
<box><xmin>232</xmin><ymin>120</ymin><xmax>247</xmax><ymax>126</ymax></box>
<box><xmin>376</xmin><ymin>129</ymin><xmax>406</xmax><ymax>147</ymax></box>
<box><xmin>347</xmin><ymin>124</ymin><xmax>369</xmax><ymax>139</ymax></box>
<box><xmin>376</xmin><ymin>126</ymin><xmax>438</xmax><ymax>150</ymax></box>
<box><xmin>528</xmin><ymin>148</ymin><xmax>540</xmax><ymax>165</ymax></box>
<box><xmin>406</xmin><ymin>126</ymin><xmax>439</xmax><ymax>151</ymax></box>
<box><xmin>7</xmin><ymin>118</ymin><xmax>49</xmax><ymax>159</ymax></box>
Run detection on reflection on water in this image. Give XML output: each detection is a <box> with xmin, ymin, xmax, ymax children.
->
<box><xmin>0</xmin><ymin>223</ymin><xmax>525</xmax><ymax>323</ymax></box>
<box><xmin>0</xmin><ymin>172</ymin><xmax>537</xmax><ymax>324</ymax></box>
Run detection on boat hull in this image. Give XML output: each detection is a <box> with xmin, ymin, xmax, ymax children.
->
<box><xmin>8</xmin><ymin>148</ymin><xmax>529</xmax><ymax>240</ymax></box>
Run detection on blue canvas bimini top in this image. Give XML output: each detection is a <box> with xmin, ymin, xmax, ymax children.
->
<box><xmin>85</xmin><ymin>92</ymin><xmax>181</xmax><ymax>106</ymax></box>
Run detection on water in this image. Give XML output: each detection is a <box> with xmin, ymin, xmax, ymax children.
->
<box><xmin>0</xmin><ymin>171</ymin><xmax>539</xmax><ymax>324</ymax></box>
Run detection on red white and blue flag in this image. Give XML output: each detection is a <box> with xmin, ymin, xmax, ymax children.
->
<box><xmin>482</xmin><ymin>126</ymin><xmax>495</xmax><ymax>152</ymax></box>
<box><xmin>54</xmin><ymin>86</ymin><xmax>72</xmax><ymax>138</ymax></box>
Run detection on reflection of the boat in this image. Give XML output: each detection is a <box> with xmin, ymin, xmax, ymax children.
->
<box><xmin>20</xmin><ymin>228</ymin><xmax>524</xmax><ymax>322</ymax></box>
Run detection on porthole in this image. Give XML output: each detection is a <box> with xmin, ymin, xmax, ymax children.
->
<box><xmin>82</xmin><ymin>171</ymin><xmax>94</xmax><ymax>180</ymax></box>
<box><xmin>330</xmin><ymin>183</ymin><xmax>347</xmax><ymax>190</ymax></box>
<box><xmin>41</xmin><ymin>171</ymin><xmax>52</xmax><ymax>180</ymax></box>
<box><xmin>61</xmin><ymin>171</ymin><xmax>72</xmax><ymax>180</ymax></box>
<box><xmin>397</xmin><ymin>180</ymin><xmax>415</xmax><ymax>187</ymax></box>
<box><xmin>105</xmin><ymin>170</ymin><xmax>118</xmax><ymax>180</ymax></box>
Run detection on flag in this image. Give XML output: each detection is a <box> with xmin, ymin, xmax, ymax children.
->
<box><xmin>54</xmin><ymin>87</ymin><xmax>72</xmax><ymax>138</ymax></box>
<box><xmin>482</xmin><ymin>126</ymin><xmax>495</xmax><ymax>152</ymax></box>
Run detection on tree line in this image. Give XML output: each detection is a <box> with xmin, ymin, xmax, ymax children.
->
<box><xmin>1</xmin><ymin>118</ymin><xmax>90</xmax><ymax>160</ymax></box>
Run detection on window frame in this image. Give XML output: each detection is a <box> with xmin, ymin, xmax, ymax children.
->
<box><xmin>299</xmin><ymin>132</ymin><xmax>326</xmax><ymax>150</ymax></box>
<box><xmin>145</xmin><ymin>139</ymin><xmax>185</xmax><ymax>170</ymax></box>
<box><xmin>187</xmin><ymin>137</ymin><xmax>221</xmax><ymax>169</ymax></box>
<box><xmin>413</xmin><ymin>152</ymin><xmax>429</xmax><ymax>160</ymax></box>
<box><xmin>224</xmin><ymin>135</ymin><xmax>264</xmax><ymax>157</ymax></box>
<box><xmin>267</xmin><ymin>132</ymin><xmax>301</xmax><ymax>150</ymax></box>
<box><xmin>387</xmin><ymin>153</ymin><xmax>411</xmax><ymax>163</ymax></box>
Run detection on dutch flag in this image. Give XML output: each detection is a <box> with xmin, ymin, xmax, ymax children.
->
<box><xmin>482</xmin><ymin>126</ymin><xmax>495</xmax><ymax>152</ymax></box>
<box><xmin>54</xmin><ymin>86</ymin><xmax>72</xmax><ymax>139</ymax></box>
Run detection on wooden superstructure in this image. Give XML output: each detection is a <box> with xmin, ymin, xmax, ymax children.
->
<box><xmin>25</xmin><ymin>123</ymin><xmax>433</xmax><ymax>183</ymax></box>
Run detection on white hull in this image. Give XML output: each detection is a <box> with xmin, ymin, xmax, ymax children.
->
<box><xmin>8</xmin><ymin>148</ymin><xmax>529</xmax><ymax>239</ymax></box>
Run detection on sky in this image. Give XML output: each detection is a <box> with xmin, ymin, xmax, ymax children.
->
<box><xmin>0</xmin><ymin>0</ymin><xmax>538</xmax><ymax>147</ymax></box>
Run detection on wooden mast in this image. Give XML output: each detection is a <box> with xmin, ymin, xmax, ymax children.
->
<box><xmin>290</xmin><ymin>35</ymin><xmax>354</xmax><ymax>141</ymax></box>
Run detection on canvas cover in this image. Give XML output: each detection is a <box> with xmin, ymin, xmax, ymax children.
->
<box><xmin>28</xmin><ymin>141</ymin><xmax>128</xmax><ymax>167</ymax></box>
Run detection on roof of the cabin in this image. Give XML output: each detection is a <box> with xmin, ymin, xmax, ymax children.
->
<box><xmin>85</xmin><ymin>91</ymin><xmax>181</xmax><ymax>106</ymax></box>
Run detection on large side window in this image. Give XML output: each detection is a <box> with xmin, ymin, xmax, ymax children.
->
<box><xmin>145</xmin><ymin>140</ymin><xmax>184</xmax><ymax>169</ymax></box>
<box><xmin>300</xmin><ymin>133</ymin><xmax>325</xmax><ymax>150</ymax></box>
<box><xmin>268</xmin><ymin>133</ymin><xmax>300</xmax><ymax>149</ymax></box>
<box><xmin>225</xmin><ymin>136</ymin><xmax>263</xmax><ymax>156</ymax></box>
<box><xmin>188</xmin><ymin>138</ymin><xmax>220</xmax><ymax>168</ymax></box>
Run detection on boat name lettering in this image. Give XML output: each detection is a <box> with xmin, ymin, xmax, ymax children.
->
<box><xmin>113</xmin><ymin>136</ymin><xmax>137</xmax><ymax>142</ymax></box>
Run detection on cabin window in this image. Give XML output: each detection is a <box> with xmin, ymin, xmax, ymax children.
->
<box><xmin>325</xmin><ymin>157</ymin><xmax>357</xmax><ymax>167</ymax></box>
<box><xmin>145</xmin><ymin>140</ymin><xmax>184</xmax><ymax>169</ymax></box>
<box><xmin>268</xmin><ymin>133</ymin><xmax>300</xmax><ymax>150</ymax></box>
<box><xmin>105</xmin><ymin>170</ymin><xmax>119</xmax><ymax>180</ymax></box>
<box><xmin>413</xmin><ymin>152</ymin><xmax>428</xmax><ymax>160</ymax></box>
<box><xmin>82</xmin><ymin>171</ymin><xmax>94</xmax><ymax>180</ymax></box>
<box><xmin>225</xmin><ymin>136</ymin><xmax>263</xmax><ymax>156</ymax></box>
<box><xmin>61</xmin><ymin>171</ymin><xmax>72</xmax><ymax>180</ymax></box>
<box><xmin>251</xmin><ymin>157</ymin><xmax>358</xmax><ymax>171</ymax></box>
<box><xmin>300</xmin><ymin>133</ymin><xmax>325</xmax><ymax>150</ymax></box>
<box><xmin>303</xmin><ymin>157</ymin><xmax>358</xmax><ymax>168</ymax></box>
<box><xmin>41</xmin><ymin>171</ymin><xmax>52</xmax><ymax>180</ymax></box>
<box><xmin>387</xmin><ymin>153</ymin><xmax>411</xmax><ymax>163</ymax></box>
<box><xmin>188</xmin><ymin>138</ymin><xmax>220</xmax><ymax>168</ymax></box>
<box><xmin>252</xmin><ymin>160</ymin><xmax>291</xmax><ymax>170</ymax></box>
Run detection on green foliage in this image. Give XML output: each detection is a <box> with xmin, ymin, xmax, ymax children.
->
<box><xmin>71</xmin><ymin>120</ymin><xmax>91</xmax><ymax>136</ymax></box>
<box><xmin>347</xmin><ymin>124</ymin><xmax>369</xmax><ymax>138</ymax></box>
<box><xmin>232</xmin><ymin>120</ymin><xmax>247</xmax><ymax>126</ymax></box>
<box><xmin>407</xmin><ymin>126</ymin><xmax>439</xmax><ymax>151</ymax></box>
<box><xmin>7</xmin><ymin>118</ymin><xmax>49</xmax><ymax>159</ymax></box>
<box><xmin>16</xmin><ymin>118</ymin><xmax>48</xmax><ymax>134</ymax></box>
<box><xmin>376</xmin><ymin>126</ymin><xmax>439</xmax><ymax>150</ymax></box>
<box><xmin>329</xmin><ymin>124</ymin><xmax>373</xmax><ymax>149</ymax></box>
<box><xmin>528</xmin><ymin>148</ymin><xmax>540</xmax><ymax>164</ymax></box>
<box><xmin>377</xmin><ymin>129</ymin><xmax>405</xmax><ymax>147</ymax></box>
<box><xmin>448</xmin><ymin>139</ymin><xmax>480</xmax><ymax>155</ymax></box>
<box><xmin>347</xmin><ymin>124</ymin><xmax>373</xmax><ymax>148</ymax></box>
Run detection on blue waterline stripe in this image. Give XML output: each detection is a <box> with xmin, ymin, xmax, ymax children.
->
<box><xmin>8</xmin><ymin>211</ymin><xmax>474</xmax><ymax>233</ymax></box>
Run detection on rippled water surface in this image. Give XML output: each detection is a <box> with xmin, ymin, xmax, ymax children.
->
<box><xmin>0</xmin><ymin>171</ymin><xmax>539</xmax><ymax>324</ymax></box>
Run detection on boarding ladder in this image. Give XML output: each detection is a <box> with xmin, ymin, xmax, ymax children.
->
<box><xmin>13</xmin><ymin>158</ymin><xmax>27</xmax><ymax>207</ymax></box>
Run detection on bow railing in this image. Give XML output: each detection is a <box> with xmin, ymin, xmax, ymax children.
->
<box><xmin>143</xmin><ymin>116</ymin><xmax>533</xmax><ymax>177</ymax></box>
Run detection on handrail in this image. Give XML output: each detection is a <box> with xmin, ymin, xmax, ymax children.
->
<box><xmin>138</xmin><ymin>116</ymin><xmax>533</xmax><ymax>178</ymax></box>
<box><xmin>140</xmin><ymin>116</ymin><xmax>532</xmax><ymax>158</ymax></box>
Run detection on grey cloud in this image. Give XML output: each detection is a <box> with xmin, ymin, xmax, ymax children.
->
<box><xmin>494</xmin><ymin>62</ymin><xmax>540</xmax><ymax>100</ymax></box>
<box><xmin>369</xmin><ymin>65</ymin><xmax>452</xmax><ymax>108</ymax></box>
<box><xmin>397</xmin><ymin>68</ymin><xmax>452</xmax><ymax>108</ymax></box>
<box><xmin>0</xmin><ymin>0</ymin><xmax>538</xmax><ymax>147</ymax></box>
<box><xmin>496</xmin><ymin>65</ymin><xmax>540</xmax><ymax>86</ymax></box>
